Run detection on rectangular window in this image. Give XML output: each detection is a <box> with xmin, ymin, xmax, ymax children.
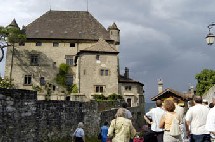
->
<box><xmin>70</xmin><ymin>43</ymin><xmax>75</xmax><ymax>47</ymax></box>
<box><xmin>30</xmin><ymin>54</ymin><xmax>39</xmax><ymax>66</ymax></box>
<box><xmin>24</xmin><ymin>75</ymin><xmax>32</xmax><ymax>85</ymax></box>
<box><xmin>105</xmin><ymin>69</ymin><xmax>109</xmax><ymax>76</ymax></box>
<box><xmin>65</xmin><ymin>55</ymin><xmax>74</xmax><ymax>66</ymax></box>
<box><xmin>40</xmin><ymin>77</ymin><xmax>45</xmax><ymax>86</ymax></box>
<box><xmin>95</xmin><ymin>85</ymin><xmax>105</xmax><ymax>93</ymax></box>
<box><xmin>125</xmin><ymin>86</ymin><xmax>132</xmax><ymax>91</ymax></box>
<box><xmin>96</xmin><ymin>55</ymin><xmax>100</xmax><ymax>60</ymax></box>
<box><xmin>53</xmin><ymin>42</ymin><xmax>59</xmax><ymax>47</ymax></box>
<box><xmin>19</xmin><ymin>42</ymin><xmax>25</xmax><ymax>46</ymax></box>
<box><xmin>36</xmin><ymin>42</ymin><xmax>42</xmax><ymax>46</ymax></box>
<box><xmin>66</xmin><ymin>76</ymin><xmax>73</xmax><ymax>86</ymax></box>
<box><xmin>100</xmin><ymin>69</ymin><xmax>109</xmax><ymax>76</ymax></box>
<box><xmin>100</xmin><ymin>69</ymin><xmax>104</xmax><ymax>76</ymax></box>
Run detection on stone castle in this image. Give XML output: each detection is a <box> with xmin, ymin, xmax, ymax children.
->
<box><xmin>4</xmin><ymin>10</ymin><xmax>144</xmax><ymax>107</ymax></box>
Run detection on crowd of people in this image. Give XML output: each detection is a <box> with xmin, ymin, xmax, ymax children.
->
<box><xmin>144</xmin><ymin>94</ymin><xmax>215</xmax><ymax>142</ymax></box>
<box><xmin>71</xmin><ymin>94</ymin><xmax>215</xmax><ymax>142</ymax></box>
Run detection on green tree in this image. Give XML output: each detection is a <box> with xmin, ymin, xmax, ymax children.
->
<box><xmin>0</xmin><ymin>24</ymin><xmax>26</xmax><ymax>83</ymax></box>
<box><xmin>0</xmin><ymin>77</ymin><xmax>15</xmax><ymax>89</ymax></box>
<box><xmin>195</xmin><ymin>69</ymin><xmax>215</xmax><ymax>96</ymax></box>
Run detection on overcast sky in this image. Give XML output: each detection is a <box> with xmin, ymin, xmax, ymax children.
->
<box><xmin>1</xmin><ymin>0</ymin><xmax>215</xmax><ymax>102</ymax></box>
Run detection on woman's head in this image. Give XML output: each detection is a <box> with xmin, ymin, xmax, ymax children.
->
<box><xmin>164</xmin><ymin>100</ymin><xmax>175</xmax><ymax>112</ymax></box>
<box><xmin>78</xmin><ymin>122</ymin><xmax>84</xmax><ymax>128</ymax></box>
<box><xmin>115</xmin><ymin>108</ymin><xmax>126</xmax><ymax>118</ymax></box>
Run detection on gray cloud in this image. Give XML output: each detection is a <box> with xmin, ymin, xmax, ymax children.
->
<box><xmin>1</xmin><ymin>0</ymin><xmax>215</xmax><ymax>101</ymax></box>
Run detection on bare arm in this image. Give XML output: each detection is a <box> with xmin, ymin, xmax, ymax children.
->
<box><xmin>159</xmin><ymin>115</ymin><xmax>165</xmax><ymax>129</ymax></box>
<box><xmin>185</xmin><ymin>120</ymin><xmax>190</xmax><ymax>137</ymax></box>
<box><xmin>144</xmin><ymin>115</ymin><xmax>152</xmax><ymax>125</ymax></box>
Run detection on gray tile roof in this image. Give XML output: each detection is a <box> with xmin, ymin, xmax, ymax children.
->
<box><xmin>81</xmin><ymin>38</ymin><xmax>118</xmax><ymax>53</ymax></box>
<box><xmin>25</xmin><ymin>10</ymin><xmax>111</xmax><ymax>40</ymax></box>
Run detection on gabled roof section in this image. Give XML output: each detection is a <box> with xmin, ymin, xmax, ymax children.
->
<box><xmin>25</xmin><ymin>10</ymin><xmax>111</xmax><ymax>40</ymax></box>
<box><xmin>151</xmin><ymin>88</ymin><xmax>185</xmax><ymax>101</ymax></box>
<box><xmin>80</xmin><ymin>38</ymin><xmax>118</xmax><ymax>53</ymax></box>
<box><xmin>108</xmin><ymin>22</ymin><xmax>119</xmax><ymax>30</ymax></box>
<box><xmin>119</xmin><ymin>75</ymin><xmax>144</xmax><ymax>86</ymax></box>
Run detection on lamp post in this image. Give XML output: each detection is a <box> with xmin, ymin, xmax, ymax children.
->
<box><xmin>206</xmin><ymin>23</ymin><xmax>215</xmax><ymax>45</ymax></box>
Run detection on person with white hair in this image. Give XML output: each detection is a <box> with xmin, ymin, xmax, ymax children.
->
<box><xmin>73</xmin><ymin>122</ymin><xmax>85</xmax><ymax>142</ymax></box>
<box><xmin>107</xmin><ymin>108</ymin><xmax>136</xmax><ymax>142</ymax></box>
<box><xmin>206</xmin><ymin>93</ymin><xmax>215</xmax><ymax>142</ymax></box>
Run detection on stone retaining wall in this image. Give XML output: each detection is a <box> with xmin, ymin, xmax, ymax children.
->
<box><xmin>0</xmin><ymin>88</ymin><xmax>145</xmax><ymax>141</ymax></box>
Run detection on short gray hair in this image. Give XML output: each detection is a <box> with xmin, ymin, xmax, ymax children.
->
<box><xmin>78</xmin><ymin>122</ymin><xmax>84</xmax><ymax>128</ymax></box>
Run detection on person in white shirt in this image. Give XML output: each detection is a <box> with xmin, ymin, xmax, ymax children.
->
<box><xmin>206</xmin><ymin>93</ymin><xmax>215</xmax><ymax>142</ymax></box>
<box><xmin>185</xmin><ymin>95</ymin><xmax>210</xmax><ymax>142</ymax></box>
<box><xmin>144</xmin><ymin>99</ymin><xmax>165</xmax><ymax>142</ymax></box>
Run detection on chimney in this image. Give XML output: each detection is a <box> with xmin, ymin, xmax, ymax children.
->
<box><xmin>158</xmin><ymin>79</ymin><xmax>163</xmax><ymax>94</ymax></box>
<box><xmin>124</xmin><ymin>67</ymin><xmax>129</xmax><ymax>79</ymax></box>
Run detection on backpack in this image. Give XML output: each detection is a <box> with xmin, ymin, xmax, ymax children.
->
<box><xmin>169</xmin><ymin>115</ymin><xmax>181</xmax><ymax>136</ymax></box>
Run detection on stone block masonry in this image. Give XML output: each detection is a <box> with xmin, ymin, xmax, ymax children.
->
<box><xmin>0</xmin><ymin>88</ymin><xmax>145</xmax><ymax>141</ymax></box>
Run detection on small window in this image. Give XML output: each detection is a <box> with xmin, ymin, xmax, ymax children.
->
<box><xmin>36</xmin><ymin>42</ymin><xmax>42</xmax><ymax>46</ymax></box>
<box><xmin>65</xmin><ymin>76</ymin><xmax>73</xmax><ymax>86</ymax></box>
<box><xmin>24</xmin><ymin>75</ymin><xmax>32</xmax><ymax>85</ymax></box>
<box><xmin>95</xmin><ymin>85</ymin><xmax>105</xmax><ymax>93</ymax></box>
<box><xmin>19</xmin><ymin>42</ymin><xmax>25</xmax><ymax>46</ymax></box>
<box><xmin>40</xmin><ymin>77</ymin><xmax>46</xmax><ymax>86</ymax></box>
<box><xmin>66</xmin><ymin>58</ymin><xmax>73</xmax><ymax>66</ymax></box>
<box><xmin>100</xmin><ymin>69</ymin><xmax>109</xmax><ymax>76</ymax></box>
<box><xmin>65</xmin><ymin>55</ymin><xmax>74</xmax><ymax>66</ymax></box>
<box><xmin>105</xmin><ymin>69</ymin><xmax>109</xmax><ymax>76</ymax></box>
<box><xmin>125</xmin><ymin>86</ymin><xmax>132</xmax><ymax>91</ymax></box>
<box><xmin>100</xmin><ymin>69</ymin><xmax>104</xmax><ymax>76</ymax></box>
<box><xmin>70</xmin><ymin>43</ymin><xmax>75</xmax><ymax>47</ymax></box>
<box><xmin>30</xmin><ymin>54</ymin><xmax>39</xmax><ymax>66</ymax></box>
<box><xmin>96</xmin><ymin>55</ymin><xmax>100</xmax><ymax>60</ymax></box>
<box><xmin>53</xmin><ymin>42</ymin><xmax>59</xmax><ymax>47</ymax></box>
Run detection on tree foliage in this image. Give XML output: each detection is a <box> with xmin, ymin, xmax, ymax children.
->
<box><xmin>0</xmin><ymin>77</ymin><xmax>15</xmax><ymax>89</ymax></box>
<box><xmin>55</xmin><ymin>63</ymin><xmax>78</xmax><ymax>93</ymax></box>
<box><xmin>56</xmin><ymin>63</ymin><xmax>70</xmax><ymax>87</ymax></box>
<box><xmin>195</xmin><ymin>69</ymin><xmax>215</xmax><ymax>96</ymax></box>
<box><xmin>0</xmin><ymin>26</ymin><xmax>26</xmax><ymax>44</ymax></box>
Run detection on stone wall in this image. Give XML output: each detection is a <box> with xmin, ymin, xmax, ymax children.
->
<box><xmin>0</xmin><ymin>89</ymin><xmax>145</xmax><ymax>141</ymax></box>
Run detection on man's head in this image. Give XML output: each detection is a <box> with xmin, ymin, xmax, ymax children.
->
<box><xmin>122</xmin><ymin>102</ymin><xmax>128</xmax><ymax>108</ymax></box>
<box><xmin>193</xmin><ymin>95</ymin><xmax>202</xmax><ymax>104</ymax></box>
<box><xmin>156</xmin><ymin>99</ymin><xmax>162</xmax><ymax>107</ymax></box>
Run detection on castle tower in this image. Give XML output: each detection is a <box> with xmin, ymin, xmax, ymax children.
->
<box><xmin>7</xmin><ymin>19</ymin><xmax>19</xmax><ymax>29</ymax></box>
<box><xmin>108</xmin><ymin>22</ymin><xmax>120</xmax><ymax>45</ymax></box>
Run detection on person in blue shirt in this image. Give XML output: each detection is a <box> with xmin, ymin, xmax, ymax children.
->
<box><xmin>101</xmin><ymin>121</ymin><xmax>109</xmax><ymax>142</ymax></box>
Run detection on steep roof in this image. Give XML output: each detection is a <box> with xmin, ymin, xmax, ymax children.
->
<box><xmin>151</xmin><ymin>88</ymin><xmax>186</xmax><ymax>101</ymax></box>
<box><xmin>80</xmin><ymin>38</ymin><xmax>118</xmax><ymax>53</ymax></box>
<box><xmin>25</xmin><ymin>10</ymin><xmax>111</xmax><ymax>40</ymax></box>
<box><xmin>119</xmin><ymin>75</ymin><xmax>144</xmax><ymax>86</ymax></box>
